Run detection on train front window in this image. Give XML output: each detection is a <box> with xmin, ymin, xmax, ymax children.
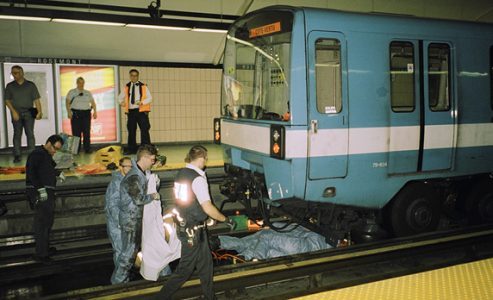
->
<box><xmin>222</xmin><ymin>11</ymin><xmax>293</xmax><ymax>121</ymax></box>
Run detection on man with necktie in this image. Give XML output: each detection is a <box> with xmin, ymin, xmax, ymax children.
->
<box><xmin>118</xmin><ymin>69</ymin><xmax>153</xmax><ymax>155</ymax></box>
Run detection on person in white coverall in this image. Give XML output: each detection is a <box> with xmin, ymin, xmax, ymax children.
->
<box><xmin>104</xmin><ymin>157</ymin><xmax>132</xmax><ymax>282</ymax></box>
<box><xmin>140</xmin><ymin>154</ymin><xmax>178</xmax><ymax>280</ymax></box>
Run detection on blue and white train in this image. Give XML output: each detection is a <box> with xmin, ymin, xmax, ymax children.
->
<box><xmin>214</xmin><ymin>6</ymin><xmax>493</xmax><ymax>245</ymax></box>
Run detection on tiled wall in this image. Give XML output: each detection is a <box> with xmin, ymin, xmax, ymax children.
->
<box><xmin>118</xmin><ymin>66</ymin><xmax>222</xmax><ymax>145</ymax></box>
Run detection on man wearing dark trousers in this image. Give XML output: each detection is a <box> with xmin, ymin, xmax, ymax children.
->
<box><xmin>155</xmin><ymin>145</ymin><xmax>236</xmax><ymax>300</ymax></box>
<box><xmin>65</xmin><ymin>77</ymin><xmax>97</xmax><ymax>153</ymax></box>
<box><xmin>118</xmin><ymin>69</ymin><xmax>152</xmax><ymax>155</ymax></box>
<box><xmin>25</xmin><ymin>134</ymin><xmax>64</xmax><ymax>264</ymax></box>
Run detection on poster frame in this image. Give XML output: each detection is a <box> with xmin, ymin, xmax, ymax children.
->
<box><xmin>54</xmin><ymin>64</ymin><xmax>120</xmax><ymax>144</ymax></box>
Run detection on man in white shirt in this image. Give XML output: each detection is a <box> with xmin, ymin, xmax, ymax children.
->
<box><xmin>155</xmin><ymin>145</ymin><xmax>236</xmax><ymax>299</ymax></box>
<box><xmin>65</xmin><ymin>77</ymin><xmax>97</xmax><ymax>153</ymax></box>
<box><xmin>118</xmin><ymin>69</ymin><xmax>153</xmax><ymax>155</ymax></box>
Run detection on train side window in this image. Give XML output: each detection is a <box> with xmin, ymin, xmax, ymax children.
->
<box><xmin>428</xmin><ymin>43</ymin><xmax>451</xmax><ymax>111</ymax></box>
<box><xmin>315</xmin><ymin>39</ymin><xmax>341</xmax><ymax>114</ymax></box>
<box><xmin>390</xmin><ymin>41</ymin><xmax>415</xmax><ymax>112</ymax></box>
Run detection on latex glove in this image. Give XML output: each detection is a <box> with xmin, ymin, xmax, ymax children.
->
<box><xmin>225</xmin><ymin>217</ymin><xmax>237</xmax><ymax>231</ymax></box>
<box><xmin>154</xmin><ymin>173</ymin><xmax>160</xmax><ymax>189</ymax></box>
<box><xmin>58</xmin><ymin>172</ymin><xmax>66</xmax><ymax>183</ymax></box>
<box><xmin>37</xmin><ymin>188</ymin><xmax>48</xmax><ymax>202</ymax></box>
<box><xmin>147</xmin><ymin>174</ymin><xmax>158</xmax><ymax>195</ymax></box>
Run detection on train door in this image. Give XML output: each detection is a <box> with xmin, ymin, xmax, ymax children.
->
<box><xmin>388</xmin><ymin>41</ymin><xmax>455</xmax><ymax>174</ymax></box>
<box><xmin>421</xmin><ymin>42</ymin><xmax>455</xmax><ymax>171</ymax></box>
<box><xmin>307</xmin><ymin>31</ymin><xmax>349</xmax><ymax>179</ymax></box>
<box><xmin>388</xmin><ymin>41</ymin><xmax>421</xmax><ymax>174</ymax></box>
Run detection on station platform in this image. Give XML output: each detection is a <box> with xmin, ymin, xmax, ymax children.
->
<box><xmin>296</xmin><ymin>257</ymin><xmax>493</xmax><ymax>300</ymax></box>
<box><xmin>0</xmin><ymin>142</ymin><xmax>227</xmax><ymax>239</ymax></box>
<box><xmin>0</xmin><ymin>142</ymin><xmax>224</xmax><ymax>182</ymax></box>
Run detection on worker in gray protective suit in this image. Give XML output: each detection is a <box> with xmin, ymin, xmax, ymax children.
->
<box><xmin>104</xmin><ymin>156</ymin><xmax>132</xmax><ymax>284</ymax></box>
<box><xmin>112</xmin><ymin>144</ymin><xmax>160</xmax><ymax>284</ymax></box>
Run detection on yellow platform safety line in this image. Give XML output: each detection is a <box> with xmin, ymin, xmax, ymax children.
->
<box><xmin>89</xmin><ymin>229</ymin><xmax>493</xmax><ymax>300</ymax></box>
<box><xmin>296</xmin><ymin>258</ymin><xmax>493</xmax><ymax>300</ymax></box>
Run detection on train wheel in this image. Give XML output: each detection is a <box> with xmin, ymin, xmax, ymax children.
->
<box><xmin>466</xmin><ymin>178</ymin><xmax>493</xmax><ymax>225</ymax></box>
<box><xmin>389</xmin><ymin>182</ymin><xmax>440</xmax><ymax>237</ymax></box>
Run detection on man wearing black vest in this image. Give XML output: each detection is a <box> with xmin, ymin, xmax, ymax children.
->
<box><xmin>118</xmin><ymin>69</ymin><xmax>153</xmax><ymax>155</ymax></box>
<box><xmin>155</xmin><ymin>145</ymin><xmax>236</xmax><ymax>300</ymax></box>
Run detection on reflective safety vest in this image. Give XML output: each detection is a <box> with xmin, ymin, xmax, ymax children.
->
<box><xmin>174</xmin><ymin>168</ymin><xmax>208</xmax><ymax>227</ymax></box>
<box><xmin>123</xmin><ymin>81</ymin><xmax>151</xmax><ymax>113</ymax></box>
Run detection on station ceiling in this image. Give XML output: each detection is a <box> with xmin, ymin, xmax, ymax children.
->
<box><xmin>0</xmin><ymin>0</ymin><xmax>492</xmax><ymax>64</ymax></box>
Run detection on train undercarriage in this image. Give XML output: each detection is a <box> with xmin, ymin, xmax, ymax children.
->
<box><xmin>219</xmin><ymin>164</ymin><xmax>493</xmax><ymax>247</ymax></box>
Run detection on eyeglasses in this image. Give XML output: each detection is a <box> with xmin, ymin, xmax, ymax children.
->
<box><xmin>51</xmin><ymin>144</ymin><xmax>62</xmax><ymax>152</ymax></box>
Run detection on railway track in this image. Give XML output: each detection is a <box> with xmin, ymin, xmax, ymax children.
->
<box><xmin>2</xmin><ymin>223</ymin><xmax>492</xmax><ymax>299</ymax></box>
<box><xmin>79</xmin><ymin>224</ymin><xmax>493</xmax><ymax>300</ymax></box>
<box><xmin>0</xmin><ymin>167</ymin><xmax>226</xmax><ymax>203</ymax></box>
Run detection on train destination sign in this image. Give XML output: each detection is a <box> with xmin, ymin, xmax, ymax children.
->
<box><xmin>249</xmin><ymin>21</ymin><xmax>281</xmax><ymax>38</ymax></box>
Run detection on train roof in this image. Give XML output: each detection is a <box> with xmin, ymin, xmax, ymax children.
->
<box><xmin>240</xmin><ymin>5</ymin><xmax>493</xmax><ymax>39</ymax></box>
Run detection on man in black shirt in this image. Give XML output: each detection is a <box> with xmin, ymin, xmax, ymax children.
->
<box><xmin>25</xmin><ymin>135</ymin><xmax>64</xmax><ymax>264</ymax></box>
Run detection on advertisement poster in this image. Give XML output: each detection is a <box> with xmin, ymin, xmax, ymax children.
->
<box><xmin>3</xmin><ymin>63</ymin><xmax>56</xmax><ymax>147</ymax></box>
<box><xmin>57</xmin><ymin>65</ymin><xmax>119</xmax><ymax>143</ymax></box>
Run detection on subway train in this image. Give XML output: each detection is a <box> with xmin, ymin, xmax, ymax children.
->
<box><xmin>213</xmin><ymin>6</ymin><xmax>493</xmax><ymax>246</ymax></box>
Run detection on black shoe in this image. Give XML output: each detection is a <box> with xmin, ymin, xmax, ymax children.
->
<box><xmin>33</xmin><ymin>255</ymin><xmax>53</xmax><ymax>265</ymax></box>
<box><xmin>13</xmin><ymin>156</ymin><xmax>21</xmax><ymax>163</ymax></box>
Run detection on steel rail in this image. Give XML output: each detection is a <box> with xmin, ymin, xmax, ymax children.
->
<box><xmin>37</xmin><ymin>224</ymin><xmax>493</xmax><ymax>300</ymax></box>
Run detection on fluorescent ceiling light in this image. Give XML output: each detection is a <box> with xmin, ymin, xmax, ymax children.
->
<box><xmin>0</xmin><ymin>15</ymin><xmax>51</xmax><ymax>21</ymax></box>
<box><xmin>126</xmin><ymin>24</ymin><xmax>191</xmax><ymax>30</ymax></box>
<box><xmin>52</xmin><ymin>18</ymin><xmax>125</xmax><ymax>26</ymax></box>
<box><xmin>192</xmin><ymin>28</ymin><xmax>227</xmax><ymax>33</ymax></box>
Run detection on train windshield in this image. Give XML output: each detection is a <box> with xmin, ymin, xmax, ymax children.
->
<box><xmin>222</xmin><ymin>11</ymin><xmax>293</xmax><ymax>121</ymax></box>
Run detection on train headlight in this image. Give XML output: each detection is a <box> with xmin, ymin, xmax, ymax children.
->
<box><xmin>270</xmin><ymin>124</ymin><xmax>285</xmax><ymax>159</ymax></box>
<box><xmin>213</xmin><ymin>118</ymin><xmax>221</xmax><ymax>144</ymax></box>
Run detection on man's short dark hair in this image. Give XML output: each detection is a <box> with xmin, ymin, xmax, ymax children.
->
<box><xmin>11</xmin><ymin>65</ymin><xmax>23</xmax><ymax>72</ymax></box>
<box><xmin>137</xmin><ymin>144</ymin><xmax>158</xmax><ymax>160</ymax></box>
<box><xmin>46</xmin><ymin>134</ymin><xmax>64</xmax><ymax>146</ymax></box>
<box><xmin>129</xmin><ymin>69</ymin><xmax>139</xmax><ymax>75</ymax></box>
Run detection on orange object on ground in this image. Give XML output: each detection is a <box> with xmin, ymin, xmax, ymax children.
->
<box><xmin>75</xmin><ymin>163</ymin><xmax>107</xmax><ymax>175</ymax></box>
<box><xmin>0</xmin><ymin>166</ymin><xmax>26</xmax><ymax>175</ymax></box>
